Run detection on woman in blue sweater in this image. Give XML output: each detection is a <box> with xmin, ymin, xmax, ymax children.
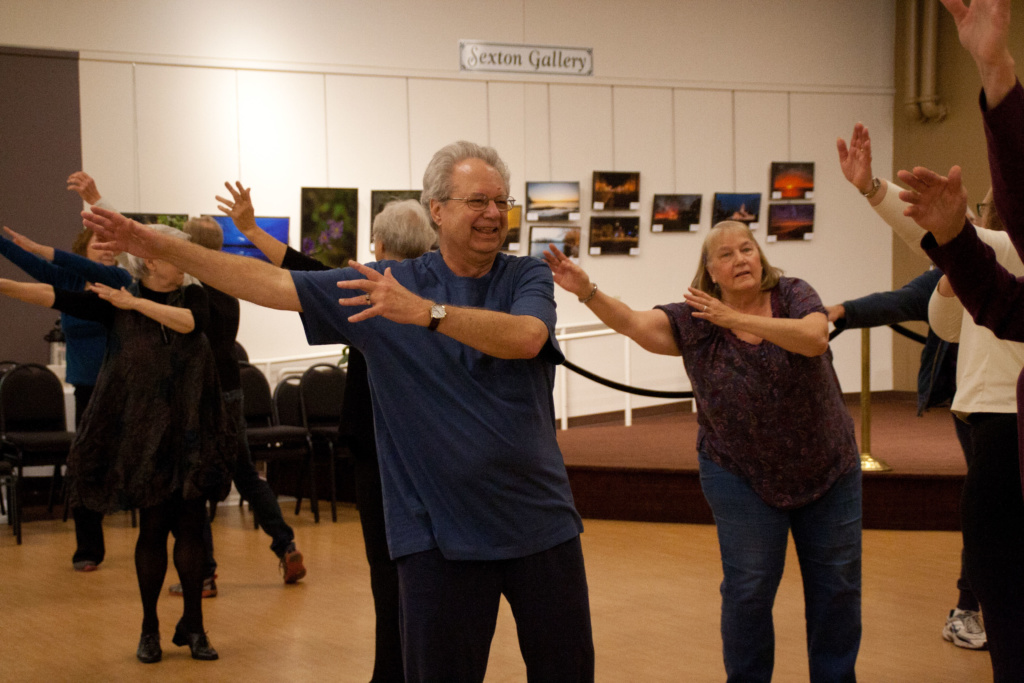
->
<box><xmin>0</xmin><ymin>224</ymin><xmax>131</xmax><ymax>570</ymax></box>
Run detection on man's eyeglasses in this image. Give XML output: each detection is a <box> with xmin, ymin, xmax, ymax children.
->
<box><xmin>444</xmin><ymin>194</ymin><xmax>516</xmax><ymax>213</ymax></box>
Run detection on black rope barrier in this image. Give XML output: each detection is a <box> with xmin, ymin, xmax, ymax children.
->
<box><xmin>563</xmin><ymin>321</ymin><xmax>927</xmax><ymax>400</ymax></box>
<box><xmin>829</xmin><ymin>323</ymin><xmax>928</xmax><ymax>345</ymax></box>
<box><xmin>561</xmin><ymin>359</ymin><xmax>694</xmax><ymax>399</ymax></box>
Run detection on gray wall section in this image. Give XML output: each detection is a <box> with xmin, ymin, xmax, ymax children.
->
<box><xmin>0</xmin><ymin>46</ymin><xmax>83</xmax><ymax>365</ymax></box>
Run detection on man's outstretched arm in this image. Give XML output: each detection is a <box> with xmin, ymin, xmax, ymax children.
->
<box><xmin>83</xmin><ymin>207</ymin><xmax>302</xmax><ymax>311</ymax></box>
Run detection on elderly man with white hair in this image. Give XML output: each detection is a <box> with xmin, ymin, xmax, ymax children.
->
<box><xmin>85</xmin><ymin>140</ymin><xmax>594</xmax><ymax>682</ymax></box>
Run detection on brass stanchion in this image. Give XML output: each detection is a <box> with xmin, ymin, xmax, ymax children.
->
<box><xmin>859</xmin><ymin>327</ymin><xmax>892</xmax><ymax>472</ymax></box>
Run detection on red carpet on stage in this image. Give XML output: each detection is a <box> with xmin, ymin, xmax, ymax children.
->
<box><xmin>558</xmin><ymin>392</ymin><xmax>965</xmax><ymax>530</ymax></box>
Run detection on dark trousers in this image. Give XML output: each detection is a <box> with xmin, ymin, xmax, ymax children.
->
<box><xmin>71</xmin><ymin>384</ymin><xmax>104</xmax><ymax>565</ymax></box>
<box><xmin>396</xmin><ymin>535</ymin><xmax>594</xmax><ymax>683</ymax></box>
<box><xmin>201</xmin><ymin>390</ymin><xmax>295</xmax><ymax>576</ymax></box>
<box><xmin>951</xmin><ymin>415</ymin><xmax>979</xmax><ymax>612</ymax></box>
<box><xmin>352</xmin><ymin>431</ymin><xmax>403</xmax><ymax>682</ymax></box>
<box><xmin>962</xmin><ymin>413</ymin><xmax>1024</xmax><ymax>681</ymax></box>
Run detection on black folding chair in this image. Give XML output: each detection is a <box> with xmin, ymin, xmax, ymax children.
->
<box><xmin>238</xmin><ymin>362</ymin><xmax>320</xmax><ymax>523</ymax></box>
<box><xmin>298</xmin><ymin>363</ymin><xmax>350</xmax><ymax>522</ymax></box>
<box><xmin>0</xmin><ymin>363</ymin><xmax>76</xmax><ymax>544</ymax></box>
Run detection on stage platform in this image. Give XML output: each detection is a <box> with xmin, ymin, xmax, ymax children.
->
<box><xmin>557</xmin><ymin>392</ymin><xmax>966</xmax><ymax>531</ymax></box>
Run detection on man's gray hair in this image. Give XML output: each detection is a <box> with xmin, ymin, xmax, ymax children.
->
<box><xmin>421</xmin><ymin>141</ymin><xmax>511</xmax><ymax>228</ymax></box>
<box><xmin>372</xmin><ymin>199</ymin><xmax>436</xmax><ymax>259</ymax></box>
<box><xmin>125</xmin><ymin>223</ymin><xmax>191</xmax><ymax>280</ymax></box>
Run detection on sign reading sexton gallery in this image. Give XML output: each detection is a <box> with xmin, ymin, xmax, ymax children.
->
<box><xmin>459</xmin><ymin>41</ymin><xmax>593</xmax><ymax>77</ymax></box>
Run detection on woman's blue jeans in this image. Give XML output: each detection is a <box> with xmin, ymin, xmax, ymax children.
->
<box><xmin>699</xmin><ymin>453</ymin><xmax>862</xmax><ymax>683</ymax></box>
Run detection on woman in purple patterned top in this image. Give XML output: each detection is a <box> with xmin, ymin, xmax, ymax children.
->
<box><xmin>545</xmin><ymin>221</ymin><xmax>862</xmax><ymax>682</ymax></box>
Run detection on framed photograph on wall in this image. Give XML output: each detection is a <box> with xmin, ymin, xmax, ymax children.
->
<box><xmin>529</xmin><ymin>225</ymin><xmax>581</xmax><ymax>261</ymax></box>
<box><xmin>370</xmin><ymin>189</ymin><xmax>422</xmax><ymax>226</ymax></box>
<box><xmin>766</xmin><ymin>203</ymin><xmax>815</xmax><ymax>242</ymax></box>
<box><xmin>588</xmin><ymin>216</ymin><xmax>640</xmax><ymax>255</ymax></box>
<box><xmin>123</xmin><ymin>212</ymin><xmax>189</xmax><ymax>230</ymax></box>
<box><xmin>300</xmin><ymin>187</ymin><xmax>359</xmax><ymax>268</ymax></box>
<box><xmin>769</xmin><ymin>162</ymin><xmax>815</xmax><ymax>200</ymax></box>
<box><xmin>651</xmin><ymin>194</ymin><xmax>702</xmax><ymax>233</ymax></box>
<box><xmin>711</xmin><ymin>192</ymin><xmax>761</xmax><ymax>229</ymax></box>
<box><xmin>525</xmin><ymin>181</ymin><xmax>580</xmax><ymax>221</ymax></box>
<box><xmin>503</xmin><ymin>205</ymin><xmax>522</xmax><ymax>252</ymax></box>
<box><xmin>208</xmin><ymin>215</ymin><xmax>289</xmax><ymax>262</ymax></box>
<box><xmin>592</xmin><ymin>171</ymin><xmax>640</xmax><ymax>211</ymax></box>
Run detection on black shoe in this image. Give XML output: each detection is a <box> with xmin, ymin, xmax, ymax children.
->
<box><xmin>136</xmin><ymin>633</ymin><xmax>162</xmax><ymax>663</ymax></box>
<box><xmin>172</xmin><ymin>623</ymin><xmax>218</xmax><ymax>661</ymax></box>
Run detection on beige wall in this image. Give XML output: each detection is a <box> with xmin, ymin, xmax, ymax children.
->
<box><xmin>890</xmin><ymin>0</ymin><xmax>1024</xmax><ymax>389</ymax></box>
<box><xmin>1</xmin><ymin>0</ymin><xmax>905</xmax><ymax>415</ymax></box>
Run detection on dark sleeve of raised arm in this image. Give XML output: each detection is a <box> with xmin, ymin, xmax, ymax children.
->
<box><xmin>924</xmin><ymin>221</ymin><xmax>1024</xmax><ymax>343</ymax></box>
<box><xmin>281</xmin><ymin>246</ymin><xmax>330</xmax><ymax>272</ymax></box>
<box><xmin>983</xmin><ymin>80</ymin><xmax>1024</xmax><ymax>263</ymax></box>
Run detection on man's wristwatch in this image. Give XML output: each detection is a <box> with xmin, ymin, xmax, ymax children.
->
<box><xmin>428</xmin><ymin>303</ymin><xmax>446</xmax><ymax>331</ymax></box>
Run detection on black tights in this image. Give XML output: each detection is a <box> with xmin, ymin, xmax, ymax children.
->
<box><xmin>136</xmin><ymin>496</ymin><xmax>208</xmax><ymax>635</ymax></box>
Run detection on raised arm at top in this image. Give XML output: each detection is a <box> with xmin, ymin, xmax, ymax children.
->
<box><xmin>67</xmin><ymin>171</ymin><xmax>102</xmax><ymax>205</ymax></box>
<box><xmin>216</xmin><ymin>181</ymin><xmax>287</xmax><ymax>267</ymax></box>
<box><xmin>940</xmin><ymin>0</ymin><xmax>1016</xmax><ymax>107</ymax></box>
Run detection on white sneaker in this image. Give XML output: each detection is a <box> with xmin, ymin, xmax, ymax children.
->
<box><xmin>942</xmin><ymin>608</ymin><xmax>987</xmax><ymax>650</ymax></box>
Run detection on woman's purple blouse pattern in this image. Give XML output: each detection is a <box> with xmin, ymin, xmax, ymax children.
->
<box><xmin>656</xmin><ymin>276</ymin><xmax>859</xmax><ymax>509</ymax></box>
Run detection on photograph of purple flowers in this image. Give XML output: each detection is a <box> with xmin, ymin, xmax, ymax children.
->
<box><xmin>301</xmin><ymin>187</ymin><xmax>359</xmax><ymax>268</ymax></box>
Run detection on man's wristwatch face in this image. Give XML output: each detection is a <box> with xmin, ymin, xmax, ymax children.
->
<box><xmin>429</xmin><ymin>303</ymin><xmax>446</xmax><ymax>331</ymax></box>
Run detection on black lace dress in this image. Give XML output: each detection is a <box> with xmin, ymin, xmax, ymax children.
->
<box><xmin>54</xmin><ymin>282</ymin><xmax>235</xmax><ymax>512</ymax></box>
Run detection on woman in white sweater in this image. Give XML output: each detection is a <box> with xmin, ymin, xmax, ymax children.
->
<box><xmin>838</xmin><ymin>123</ymin><xmax>1024</xmax><ymax>661</ymax></box>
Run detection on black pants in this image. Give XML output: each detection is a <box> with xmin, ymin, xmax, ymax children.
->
<box><xmin>352</xmin><ymin>431</ymin><xmax>404</xmax><ymax>683</ymax></box>
<box><xmin>396</xmin><ymin>535</ymin><xmax>594</xmax><ymax>683</ymax></box>
<box><xmin>71</xmin><ymin>384</ymin><xmax>104</xmax><ymax>565</ymax></box>
<box><xmin>962</xmin><ymin>413</ymin><xmax>1024</xmax><ymax>681</ymax></box>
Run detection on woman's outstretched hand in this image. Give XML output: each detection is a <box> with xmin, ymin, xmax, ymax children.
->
<box><xmin>542</xmin><ymin>244</ymin><xmax>591</xmax><ymax>299</ymax></box>
<box><xmin>836</xmin><ymin>123</ymin><xmax>875</xmax><ymax>195</ymax></box>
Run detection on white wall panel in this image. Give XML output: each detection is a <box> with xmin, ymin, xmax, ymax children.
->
<box><xmin>788</xmin><ymin>92</ymin><xmax>895</xmax><ymax>393</ymax></box>
<box><xmin>408</xmin><ymin>79</ymin><xmax>489</xmax><ymax>188</ymax></box>
<box><xmin>134</xmin><ymin>65</ymin><xmax>239</xmax><ymax>215</ymax></box>
<box><xmin>78</xmin><ymin>61</ymin><xmax>138</xmax><ymax>210</ymax></box>
<box><xmin>734</xmin><ymin>91</ymin><xmax>789</xmax><ymax>203</ymax></box>
<box><xmin>237</xmin><ymin>70</ymin><xmax>328</xmax><ymax>231</ymax></box>
<box><xmin>523</xmin><ymin>84</ymin><xmax>551</xmax><ymax>183</ymax></box>
<box><xmin>325</xmin><ymin>74</ymin><xmax>412</xmax><ymax>264</ymax></box>
<box><xmin>675</xmin><ymin>89</ymin><xmax>734</xmax><ymax>227</ymax></box>
<box><xmin>487</xmin><ymin>81</ymin><xmax>527</xmax><ymax>209</ymax></box>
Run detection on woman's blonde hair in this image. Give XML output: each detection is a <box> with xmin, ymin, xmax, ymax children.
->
<box><xmin>691</xmin><ymin>221</ymin><xmax>782</xmax><ymax>296</ymax></box>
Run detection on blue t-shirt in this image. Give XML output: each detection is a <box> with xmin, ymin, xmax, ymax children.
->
<box><xmin>292</xmin><ymin>251</ymin><xmax>583</xmax><ymax>561</ymax></box>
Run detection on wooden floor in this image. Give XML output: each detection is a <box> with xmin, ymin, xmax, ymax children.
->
<box><xmin>0</xmin><ymin>502</ymin><xmax>993</xmax><ymax>682</ymax></box>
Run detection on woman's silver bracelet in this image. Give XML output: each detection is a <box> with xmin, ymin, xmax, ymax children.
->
<box><xmin>579</xmin><ymin>283</ymin><xmax>598</xmax><ymax>304</ymax></box>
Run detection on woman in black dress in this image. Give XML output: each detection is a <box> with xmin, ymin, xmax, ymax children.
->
<box><xmin>0</xmin><ymin>223</ymin><xmax>234</xmax><ymax>663</ymax></box>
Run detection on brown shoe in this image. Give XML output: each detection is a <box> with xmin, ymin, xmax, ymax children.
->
<box><xmin>280</xmin><ymin>546</ymin><xmax>306</xmax><ymax>584</ymax></box>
